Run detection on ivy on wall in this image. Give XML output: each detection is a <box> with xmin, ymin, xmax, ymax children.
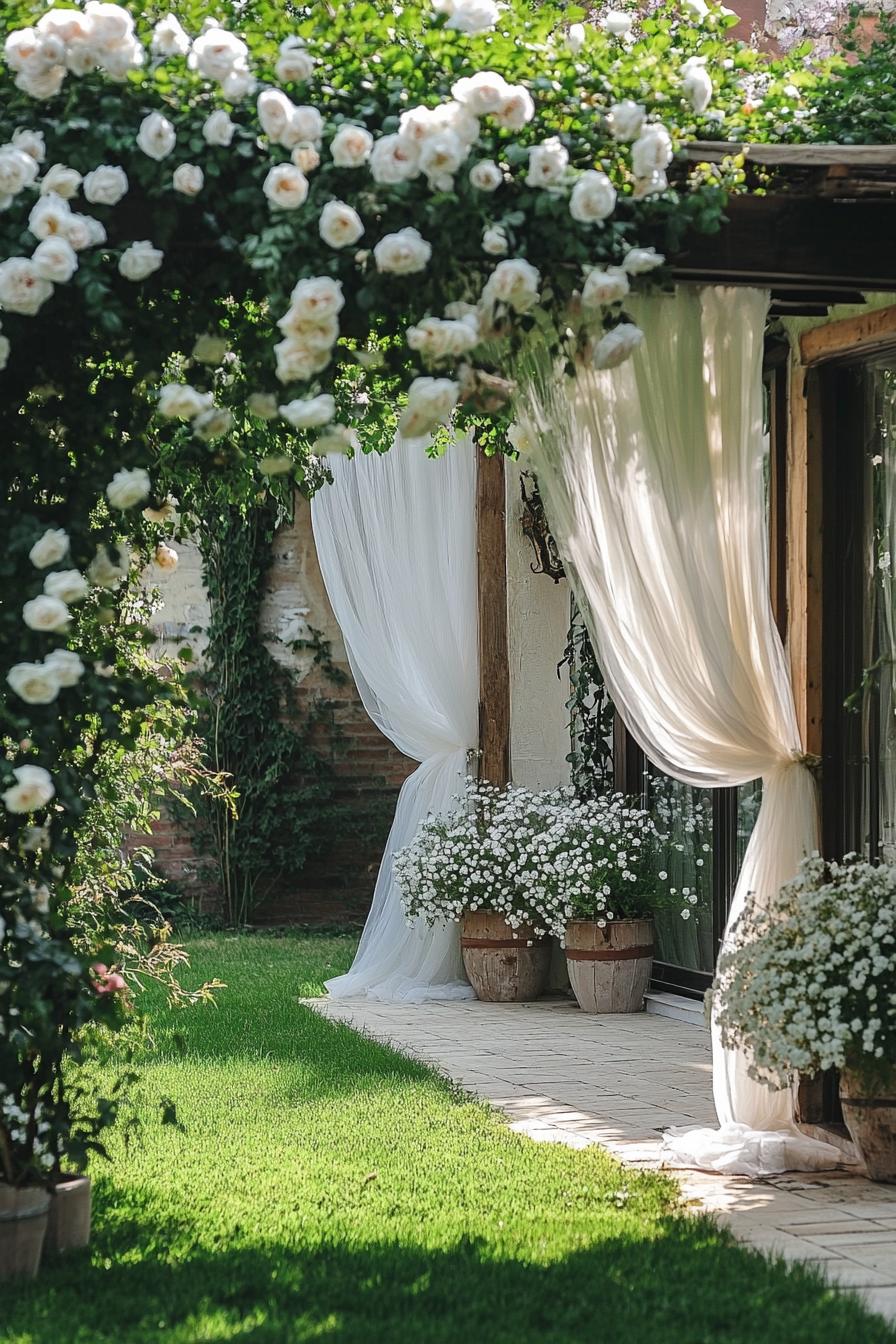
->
<box><xmin>561</xmin><ymin>605</ymin><xmax>615</xmax><ymax>799</ymax></box>
<box><xmin>191</xmin><ymin>497</ymin><xmax>349</xmax><ymax>926</ymax></box>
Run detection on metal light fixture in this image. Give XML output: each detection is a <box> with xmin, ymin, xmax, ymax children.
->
<box><xmin>519</xmin><ymin>472</ymin><xmax>565</xmax><ymax>583</ymax></box>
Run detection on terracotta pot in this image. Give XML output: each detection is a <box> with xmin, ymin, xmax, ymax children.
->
<box><xmin>565</xmin><ymin>918</ymin><xmax>654</xmax><ymax>1014</ymax></box>
<box><xmin>460</xmin><ymin>910</ymin><xmax>551</xmax><ymax>1002</ymax></box>
<box><xmin>45</xmin><ymin>1175</ymin><xmax>91</xmax><ymax>1255</ymax></box>
<box><xmin>0</xmin><ymin>1184</ymin><xmax>50</xmax><ymax>1282</ymax></box>
<box><xmin>840</xmin><ymin>1065</ymin><xmax>896</xmax><ymax>1184</ymax></box>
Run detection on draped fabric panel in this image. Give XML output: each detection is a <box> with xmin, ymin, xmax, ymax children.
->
<box><xmin>517</xmin><ymin>287</ymin><xmax>844</xmax><ymax>1174</ymax></box>
<box><xmin>310</xmin><ymin>433</ymin><xmax>478</xmax><ymax>1002</ymax></box>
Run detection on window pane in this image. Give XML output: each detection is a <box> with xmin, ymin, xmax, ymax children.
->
<box><xmin>645</xmin><ymin>771</ymin><xmax>715</xmax><ymax>974</ymax></box>
<box><xmin>868</xmin><ymin>362</ymin><xmax>896</xmax><ymax>859</ymax></box>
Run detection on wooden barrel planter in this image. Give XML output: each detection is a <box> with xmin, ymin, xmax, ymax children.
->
<box><xmin>564</xmin><ymin>918</ymin><xmax>654</xmax><ymax>1014</ymax></box>
<box><xmin>44</xmin><ymin>1175</ymin><xmax>91</xmax><ymax>1256</ymax></box>
<box><xmin>460</xmin><ymin>910</ymin><xmax>551</xmax><ymax>1002</ymax></box>
<box><xmin>840</xmin><ymin>1066</ymin><xmax>896</xmax><ymax>1183</ymax></box>
<box><xmin>0</xmin><ymin>1185</ymin><xmax>50</xmax><ymax>1282</ymax></box>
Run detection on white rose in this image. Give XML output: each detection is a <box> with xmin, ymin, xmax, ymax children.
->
<box><xmin>399</xmin><ymin>376</ymin><xmax>460</xmax><ymax>439</ymax></box>
<box><xmin>369</xmin><ymin>134</ymin><xmax>419</xmax><ymax>184</ymax></box>
<box><xmin>172</xmin><ymin>163</ymin><xmax>204</xmax><ymax>196</ymax></box>
<box><xmin>482</xmin><ymin>257</ymin><xmax>540</xmax><ymax>313</ymax></box>
<box><xmin>7</xmin><ymin>661</ymin><xmax>61</xmax><ymax>705</ymax></box>
<box><xmin>621</xmin><ymin>245</ymin><xmax>665</xmax><ymax>274</ymax></box>
<box><xmin>220</xmin><ymin>64</ymin><xmax>254</xmax><ymax>103</ymax></box>
<box><xmin>482</xmin><ymin>225</ymin><xmax>508</xmax><ymax>256</ymax></box>
<box><xmin>40</xmin><ymin>163</ymin><xmax>81</xmax><ymax>198</ymax></box>
<box><xmin>469</xmin><ymin>159</ymin><xmax>503</xmax><ymax>192</ymax></box>
<box><xmin>259</xmin><ymin>455</ymin><xmax>294</xmax><ymax>475</ymax></box>
<box><xmin>84</xmin><ymin>2</ymin><xmax>135</xmax><ymax>45</ymax></box>
<box><xmin>44</xmin><ymin>648</ymin><xmax>84</xmax><ymax>687</ymax></box>
<box><xmin>2</xmin><ymin>765</ymin><xmax>55</xmax><ymax>814</ymax></box>
<box><xmin>593</xmin><ymin>322</ymin><xmax>644</xmax><ymax>369</ymax></box>
<box><xmin>192</xmin><ymin>334</ymin><xmax>228</xmax><ymax>364</ymax></box>
<box><xmin>188</xmin><ymin>26</ymin><xmax>248</xmax><ymax>83</ymax></box>
<box><xmin>274</xmin><ymin>336</ymin><xmax>332</xmax><ymax>384</ymax></box>
<box><xmin>118</xmin><ymin>240</ymin><xmax>163</xmax><ymax>280</ymax></box>
<box><xmin>136</xmin><ymin>112</ymin><xmax>176</xmax><ymax>161</ymax></box>
<box><xmin>66</xmin><ymin>213</ymin><xmax>105</xmax><ymax>250</ymax></box>
<box><xmin>151</xmin><ymin>13</ymin><xmax>191</xmax><ymax>57</ymax></box>
<box><xmin>492</xmin><ymin>85</ymin><xmax>535</xmax><ymax>131</ymax></box>
<box><xmin>15</xmin><ymin>65</ymin><xmax>67</xmax><ymax>101</ymax></box>
<box><xmin>28</xmin><ymin>193</ymin><xmax>71</xmax><ymax>240</ymax></box>
<box><xmin>263</xmin><ymin>163</ymin><xmax>309</xmax><ymax>210</ymax></box>
<box><xmin>567</xmin><ymin>22</ymin><xmax>586</xmax><ymax>53</ymax></box>
<box><xmin>248</xmin><ymin>392</ymin><xmax>279</xmax><ymax>420</ymax></box>
<box><xmin>31</xmin><ymin>236</ymin><xmax>77</xmax><ymax>283</ymax></box>
<box><xmin>154</xmin><ymin>542</ymin><xmax>178</xmax><ymax>571</ymax></box>
<box><xmin>12</xmin><ymin>129</ymin><xmax>46</xmax><ymax>163</ymax></box>
<box><xmin>29</xmin><ymin>527</ymin><xmax>69</xmax><ymax>568</ymax></box>
<box><xmin>106</xmin><ymin>466</ymin><xmax>151</xmax><ymax>510</ymax></box>
<box><xmin>83</xmin><ymin>164</ymin><xmax>128</xmax><ymax>205</ymax></box>
<box><xmin>87</xmin><ymin>541</ymin><xmax>131</xmax><ymax>588</ymax></box>
<box><xmin>319</xmin><ymin>200</ymin><xmax>364</xmax><ymax>249</ymax></box>
<box><xmin>23</xmin><ymin>594</ymin><xmax>70</xmax><ymax>632</ymax></box>
<box><xmin>288</xmin><ymin>276</ymin><xmax>344</xmax><ymax>321</ymax></box>
<box><xmin>445</xmin><ymin>0</ymin><xmax>499</xmax><ymax>33</ymax></box>
<box><xmin>682</xmin><ymin>57</ymin><xmax>713</xmax><ymax>114</ymax></box>
<box><xmin>257</xmin><ymin>89</ymin><xmax>295</xmax><ymax>144</ymax></box>
<box><xmin>203</xmin><ymin>110</ymin><xmax>235</xmax><ymax>146</ymax></box>
<box><xmin>314</xmin><ymin>424</ymin><xmax>358</xmax><ymax>456</ymax></box>
<box><xmin>429</xmin><ymin>101</ymin><xmax>480</xmax><ymax>145</ymax></box>
<box><xmin>406</xmin><ymin>316</ymin><xmax>479</xmax><ymax>362</ymax></box>
<box><xmin>330</xmin><ymin>124</ymin><xmax>373</xmax><ymax>169</ymax></box>
<box><xmin>288</xmin><ymin>105</ymin><xmax>323</xmax><ymax>148</ymax></box>
<box><xmin>451</xmin><ymin>71</ymin><xmax>510</xmax><ymax>116</ymax></box>
<box><xmin>0</xmin><ymin>258</ymin><xmax>53</xmax><ymax>316</ymax></box>
<box><xmin>276</xmin><ymin>310</ymin><xmax>339</xmax><ymax>349</ymax></box>
<box><xmin>276</xmin><ymin>37</ymin><xmax>314</xmax><ymax>83</ymax></box>
<box><xmin>279</xmin><ymin>394</ymin><xmax>336</xmax><ymax>429</ymax></box>
<box><xmin>602</xmin><ymin>10</ymin><xmax>633</xmax><ymax>36</ymax></box>
<box><xmin>374</xmin><ymin>227</ymin><xmax>432</xmax><ymax>275</ymax></box>
<box><xmin>291</xmin><ymin>143</ymin><xmax>320</xmax><ymax>173</ymax></box>
<box><xmin>582</xmin><ymin>266</ymin><xmax>630</xmax><ymax>307</ymax></box>
<box><xmin>683</xmin><ymin>0</ymin><xmax>710</xmax><ymax>19</ymax></box>
<box><xmin>632</xmin><ymin>171</ymin><xmax>668</xmax><ymax>199</ymax></box>
<box><xmin>607</xmin><ymin>100</ymin><xmax>645</xmax><ymax>142</ymax></box>
<box><xmin>192</xmin><ymin>407</ymin><xmax>233</xmax><ymax>441</ymax></box>
<box><xmin>631</xmin><ymin>123</ymin><xmax>673</xmax><ymax>179</ymax></box>
<box><xmin>526</xmin><ymin>137</ymin><xmax>569</xmax><ymax>189</ymax></box>
<box><xmin>0</xmin><ymin>147</ymin><xmax>39</xmax><ymax>197</ymax></box>
<box><xmin>157</xmin><ymin>382</ymin><xmax>214</xmax><ymax>418</ymax></box>
<box><xmin>419</xmin><ymin>131</ymin><xmax>467</xmax><ymax>190</ymax></box>
<box><xmin>569</xmin><ymin>170</ymin><xmax>617</xmax><ymax>223</ymax></box>
<box><xmin>43</xmin><ymin>569</ymin><xmax>89</xmax><ymax>603</ymax></box>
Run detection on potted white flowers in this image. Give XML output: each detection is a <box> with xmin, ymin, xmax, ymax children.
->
<box><xmin>715</xmin><ymin>856</ymin><xmax>896</xmax><ymax>1182</ymax></box>
<box><xmin>395</xmin><ymin>779</ymin><xmax>572</xmax><ymax>1001</ymax></box>
<box><xmin>561</xmin><ymin>794</ymin><xmax>681</xmax><ymax>1014</ymax></box>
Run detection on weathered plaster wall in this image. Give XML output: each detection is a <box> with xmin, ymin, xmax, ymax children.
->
<box><xmin>505</xmin><ymin>466</ymin><xmax>571</xmax><ymax>792</ymax></box>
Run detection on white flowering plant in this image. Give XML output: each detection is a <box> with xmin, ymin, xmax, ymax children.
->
<box><xmin>395</xmin><ymin>778</ymin><xmax>689</xmax><ymax>937</ymax></box>
<box><xmin>714</xmin><ymin>854</ymin><xmax>896</xmax><ymax>1087</ymax></box>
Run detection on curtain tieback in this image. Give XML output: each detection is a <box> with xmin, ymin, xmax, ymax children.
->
<box><xmin>789</xmin><ymin>749</ymin><xmax>822</xmax><ymax>775</ymax></box>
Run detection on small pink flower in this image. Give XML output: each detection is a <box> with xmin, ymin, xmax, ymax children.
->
<box><xmin>91</xmin><ymin>963</ymin><xmax>126</xmax><ymax>994</ymax></box>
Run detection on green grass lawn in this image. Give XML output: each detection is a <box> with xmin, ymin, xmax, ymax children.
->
<box><xmin>2</xmin><ymin>931</ymin><xmax>894</xmax><ymax>1344</ymax></box>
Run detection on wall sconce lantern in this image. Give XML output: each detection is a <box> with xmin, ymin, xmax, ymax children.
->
<box><xmin>520</xmin><ymin>472</ymin><xmax>565</xmax><ymax>583</ymax></box>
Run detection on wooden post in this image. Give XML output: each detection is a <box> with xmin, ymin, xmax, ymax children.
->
<box><xmin>476</xmin><ymin>445</ymin><xmax>511</xmax><ymax>786</ymax></box>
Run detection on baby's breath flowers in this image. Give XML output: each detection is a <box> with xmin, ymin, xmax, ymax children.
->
<box><xmin>715</xmin><ymin>855</ymin><xmax>896</xmax><ymax>1085</ymax></box>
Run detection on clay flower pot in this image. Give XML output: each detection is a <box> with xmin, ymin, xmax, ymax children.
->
<box><xmin>0</xmin><ymin>1185</ymin><xmax>50</xmax><ymax>1282</ymax></box>
<box><xmin>44</xmin><ymin>1174</ymin><xmax>92</xmax><ymax>1255</ymax></box>
<box><xmin>460</xmin><ymin>910</ymin><xmax>551</xmax><ymax>1002</ymax></box>
<box><xmin>565</xmin><ymin>918</ymin><xmax>655</xmax><ymax>1014</ymax></box>
<box><xmin>840</xmin><ymin>1065</ymin><xmax>896</xmax><ymax>1184</ymax></box>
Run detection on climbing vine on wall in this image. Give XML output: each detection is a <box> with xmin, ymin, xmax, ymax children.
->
<box><xmin>561</xmin><ymin>604</ymin><xmax>615</xmax><ymax>799</ymax></box>
<box><xmin>192</xmin><ymin>496</ymin><xmax>347</xmax><ymax>926</ymax></box>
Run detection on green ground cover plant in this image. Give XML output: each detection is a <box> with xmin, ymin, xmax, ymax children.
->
<box><xmin>1</xmin><ymin>931</ymin><xmax>893</xmax><ymax>1344</ymax></box>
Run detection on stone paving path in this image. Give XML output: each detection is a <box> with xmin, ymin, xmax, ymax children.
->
<box><xmin>309</xmin><ymin>994</ymin><xmax>896</xmax><ymax>1324</ymax></box>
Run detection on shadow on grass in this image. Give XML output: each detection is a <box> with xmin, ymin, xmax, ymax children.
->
<box><xmin>2</xmin><ymin>1199</ymin><xmax>894</xmax><ymax>1344</ymax></box>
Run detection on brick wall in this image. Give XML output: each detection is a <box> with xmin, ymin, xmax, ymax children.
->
<box><xmin>144</xmin><ymin>494</ymin><xmax>415</xmax><ymax>927</ymax></box>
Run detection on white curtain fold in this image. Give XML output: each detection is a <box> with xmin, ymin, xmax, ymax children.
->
<box><xmin>310</xmin><ymin>432</ymin><xmax>478</xmax><ymax>1003</ymax></box>
<box><xmin>517</xmin><ymin>286</ymin><xmax>844</xmax><ymax>1174</ymax></box>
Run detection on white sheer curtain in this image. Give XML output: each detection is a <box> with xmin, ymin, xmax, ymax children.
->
<box><xmin>310</xmin><ymin>432</ymin><xmax>477</xmax><ymax>1002</ymax></box>
<box><xmin>517</xmin><ymin>286</ymin><xmax>844</xmax><ymax>1174</ymax></box>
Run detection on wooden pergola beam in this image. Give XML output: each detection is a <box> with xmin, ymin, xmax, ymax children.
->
<box><xmin>800</xmin><ymin>303</ymin><xmax>896</xmax><ymax>365</ymax></box>
<box><xmin>476</xmin><ymin>446</ymin><xmax>511</xmax><ymax>787</ymax></box>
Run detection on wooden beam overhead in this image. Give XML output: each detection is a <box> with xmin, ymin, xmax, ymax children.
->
<box><xmin>683</xmin><ymin>141</ymin><xmax>896</xmax><ymax>168</ymax></box>
<box><xmin>800</xmin><ymin>303</ymin><xmax>896</xmax><ymax>366</ymax></box>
